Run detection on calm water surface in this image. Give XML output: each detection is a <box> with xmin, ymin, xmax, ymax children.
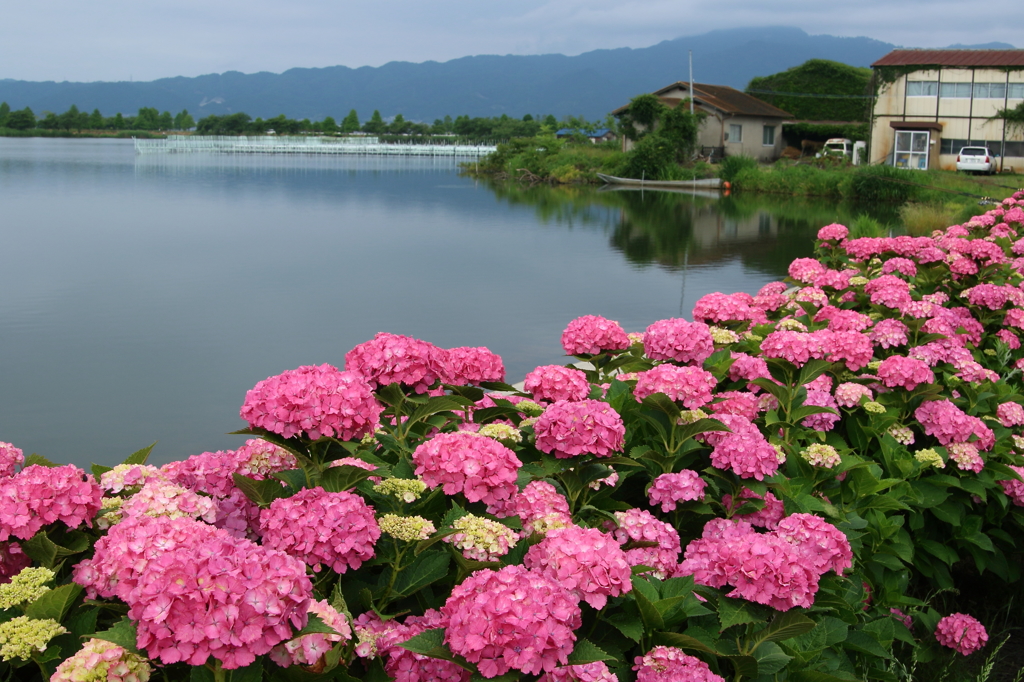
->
<box><xmin>0</xmin><ymin>138</ymin><xmax>852</xmax><ymax>466</ymax></box>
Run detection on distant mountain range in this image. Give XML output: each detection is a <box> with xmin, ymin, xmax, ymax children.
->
<box><xmin>0</xmin><ymin>27</ymin><xmax>1015</xmax><ymax>122</ymax></box>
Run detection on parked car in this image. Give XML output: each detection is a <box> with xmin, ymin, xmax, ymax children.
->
<box><xmin>956</xmin><ymin>146</ymin><xmax>997</xmax><ymax>174</ymax></box>
<box><xmin>815</xmin><ymin>138</ymin><xmax>866</xmax><ymax>165</ymax></box>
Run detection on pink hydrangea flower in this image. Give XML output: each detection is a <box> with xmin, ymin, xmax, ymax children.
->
<box><xmin>997</xmin><ymin>402</ymin><xmax>1024</xmax><ymax>427</ymax></box>
<box><xmin>259</xmin><ymin>487</ymin><xmax>380</xmax><ymax>573</ymax></box>
<box><xmin>775</xmin><ymin>513</ymin><xmax>853</xmax><ymax>576</ymax></box>
<box><xmin>538</xmin><ymin>662</ymin><xmax>618</xmax><ymax>682</ymax></box>
<box><xmin>789</xmin><ymin>258</ymin><xmax>826</xmax><ymax>284</ymax></box>
<box><xmin>634</xmin><ymin>364</ymin><xmax>717</xmax><ymax>408</ymax></box>
<box><xmin>345</xmin><ymin>332</ymin><xmax>448</xmax><ymax>393</ymax></box>
<box><xmin>412</xmin><ymin>432</ymin><xmax>521</xmax><ymax>514</ymax></box>
<box><xmin>523</xmin><ymin>365</ymin><xmax>591</xmax><ymax>403</ymax></box>
<box><xmin>0</xmin><ymin>443</ymin><xmax>23</xmax><ymax>478</ymax></box>
<box><xmin>100</xmin><ymin>464</ymin><xmax>166</xmax><ymax>494</ymax></box>
<box><xmin>0</xmin><ymin>542</ymin><xmax>31</xmax><ymax>585</ymax></box>
<box><xmin>74</xmin><ymin>515</ymin><xmax>312</xmax><ymax>669</ymax></box>
<box><xmin>643</xmin><ymin>319</ymin><xmax>715</xmax><ymax>365</ymax></box>
<box><xmin>234</xmin><ymin>439</ymin><xmax>299</xmax><ymax>478</ymax></box>
<box><xmin>0</xmin><ymin>464</ymin><xmax>103</xmax><ymax>541</ymax></box>
<box><xmin>561</xmin><ymin>315</ymin><xmax>630</xmax><ymax>355</ymax></box>
<box><xmin>882</xmin><ymin>257</ymin><xmax>917</xmax><ymax>277</ymax></box>
<box><xmin>996</xmin><ymin>329</ymin><xmax>1021</xmax><ymax>349</ymax></box>
<box><xmin>708</xmin><ymin>391</ymin><xmax>760</xmax><ymax>421</ymax></box>
<box><xmin>728</xmin><ymin>352</ymin><xmax>771</xmax><ymax>387</ymax></box>
<box><xmin>120</xmin><ymin>479</ymin><xmax>218</xmax><ymax>523</ymax></box>
<box><xmin>269</xmin><ymin>599</ymin><xmax>352</xmax><ymax>668</ymax></box>
<box><xmin>801</xmin><ymin>389</ymin><xmax>840</xmax><ymax>432</ymax></box>
<box><xmin>704</xmin><ymin>414</ymin><xmax>780</xmax><ymax>480</ymax></box>
<box><xmin>947</xmin><ymin>443</ymin><xmax>984</xmax><ymax>473</ymax></box>
<box><xmin>876</xmin><ymin>356</ymin><xmax>936</xmax><ymax>391</ymax></box>
<box><xmin>722</xmin><ymin>488</ymin><xmax>785</xmax><ymax>529</ymax></box>
<box><xmin>634</xmin><ymin>646</ymin><xmax>725</xmax><ymax>682</ymax></box>
<box><xmin>999</xmin><ymin>465</ymin><xmax>1024</xmax><ymax>506</ymax></box>
<box><xmin>691</xmin><ymin>292</ymin><xmax>767</xmax><ymax>326</ymax></box>
<box><xmin>759</xmin><ymin>330</ymin><xmax>823</xmax><ymax>367</ymax></box>
<box><xmin>378</xmin><ymin>610</ymin><xmax>470</xmax><ymax>682</ymax></box>
<box><xmin>817</xmin><ymin>223</ymin><xmax>848</xmax><ymax>241</ymax></box>
<box><xmin>935</xmin><ymin>613</ymin><xmax>988</xmax><ymax>656</ymax></box>
<box><xmin>240</xmin><ymin>364</ymin><xmax>382</xmax><ymax>440</ymax></box>
<box><xmin>442</xmin><ymin>565</ymin><xmax>581</xmax><ymax>678</ymax></box>
<box><xmin>611</xmin><ymin>509</ymin><xmax>681</xmax><ymax>578</ymax></box>
<box><xmin>446</xmin><ymin>346</ymin><xmax>505</xmax><ymax>385</ymax></box>
<box><xmin>816</xmin><ymin>306</ymin><xmax>872</xmax><ymax>332</ymax></box>
<box><xmin>915</xmin><ymin>400</ymin><xmax>994</xmax><ymax>450</ymax></box>
<box><xmin>533</xmin><ymin>399</ymin><xmax>625</xmax><ymax>459</ymax></box>
<box><xmin>51</xmin><ymin>638</ymin><xmax>152</xmax><ymax>682</ymax></box>
<box><xmin>648</xmin><ymin>471</ymin><xmax>706</xmax><ymax>512</ymax></box>
<box><xmin>514</xmin><ymin>481</ymin><xmax>573</xmax><ymax>538</ymax></box>
<box><xmin>525</xmin><ymin>525</ymin><xmax>633</xmax><ymax>609</ymax></box>
<box><xmin>834</xmin><ymin>382</ymin><xmax>872</xmax><ymax>408</ymax></box>
<box><xmin>869</xmin><ymin>319</ymin><xmax>909</xmax><ymax>349</ymax></box>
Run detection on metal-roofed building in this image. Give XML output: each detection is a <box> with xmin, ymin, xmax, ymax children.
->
<box><xmin>869</xmin><ymin>49</ymin><xmax>1024</xmax><ymax>171</ymax></box>
<box><xmin>612</xmin><ymin>81</ymin><xmax>792</xmax><ymax>162</ymax></box>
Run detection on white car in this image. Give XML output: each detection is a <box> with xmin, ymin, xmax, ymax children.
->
<box><xmin>956</xmin><ymin>147</ymin><xmax>997</xmax><ymax>174</ymax></box>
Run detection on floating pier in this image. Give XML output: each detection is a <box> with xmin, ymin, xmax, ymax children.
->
<box><xmin>134</xmin><ymin>135</ymin><xmax>497</xmax><ymax>158</ymax></box>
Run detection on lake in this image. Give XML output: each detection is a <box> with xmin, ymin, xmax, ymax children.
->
<box><xmin>0</xmin><ymin>138</ymin><xmax>861</xmax><ymax>467</ymax></box>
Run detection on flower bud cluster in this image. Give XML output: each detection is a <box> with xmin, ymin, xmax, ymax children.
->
<box><xmin>0</xmin><ymin>616</ymin><xmax>66</xmax><ymax>661</ymax></box>
<box><xmin>445</xmin><ymin>514</ymin><xmax>517</xmax><ymax>561</ymax></box>
<box><xmin>0</xmin><ymin>566</ymin><xmax>53</xmax><ymax>608</ymax></box>
<box><xmin>52</xmin><ymin>638</ymin><xmax>153</xmax><ymax>682</ymax></box>
<box><xmin>374</xmin><ymin>478</ymin><xmax>427</xmax><ymax>503</ymax></box>
<box><xmin>379</xmin><ymin>514</ymin><xmax>436</xmax><ymax>542</ymax></box>
<box><xmin>800</xmin><ymin>444</ymin><xmax>842</xmax><ymax>469</ymax></box>
<box><xmin>100</xmin><ymin>464</ymin><xmax>167</xmax><ymax>494</ymax></box>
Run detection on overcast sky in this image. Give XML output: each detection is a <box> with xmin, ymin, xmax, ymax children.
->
<box><xmin>2</xmin><ymin>0</ymin><xmax>1019</xmax><ymax>83</ymax></box>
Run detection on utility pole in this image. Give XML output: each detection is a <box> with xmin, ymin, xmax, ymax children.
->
<box><xmin>689</xmin><ymin>51</ymin><xmax>694</xmax><ymax>116</ymax></box>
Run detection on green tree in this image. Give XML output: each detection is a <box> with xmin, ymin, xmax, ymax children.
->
<box><xmin>522</xmin><ymin>113</ymin><xmax>533</xmax><ymax>122</ymax></box>
<box><xmin>174</xmin><ymin>110</ymin><xmax>195</xmax><ymax>130</ymax></box>
<box><xmin>111</xmin><ymin>113</ymin><xmax>126</xmax><ymax>130</ymax></box>
<box><xmin>658</xmin><ymin>103</ymin><xmax>705</xmax><ymax>161</ymax></box>
<box><xmin>6</xmin><ymin>107</ymin><xmax>36</xmax><ymax>130</ymax></box>
<box><xmin>617</xmin><ymin>93</ymin><xmax>665</xmax><ymax>141</ymax></box>
<box><xmin>0</xmin><ymin>102</ymin><xmax>10</xmax><ymax>128</ymax></box>
<box><xmin>157</xmin><ymin>111</ymin><xmax>173</xmax><ymax>130</ymax></box>
<box><xmin>135</xmin><ymin>107</ymin><xmax>160</xmax><ymax>130</ymax></box>
<box><xmin>341</xmin><ymin>109</ymin><xmax>360</xmax><ymax>133</ymax></box>
<box><xmin>362</xmin><ymin>110</ymin><xmax>385</xmax><ymax>134</ymax></box>
<box><xmin>388</xmin><ymin>113</ymin><xmax>411</xmax><ymax>135</ymax></box>
<box><xmin>58</xmin><ymin>104</ymin><xmax>81</xmax><ymax>131</ymax></box>
<box><xmin>39</xmin><ymin>112</ymin><xmax>60</xmax><ymax>130</ymax></box>
<box><xmin>320</xmin><ymin>116</ymin><xmax>338</xmax><ymax>133</ymax></box>
<box><xmin>88</xmin><ymin>109</ymin><xmax>103</xmax><ymax>129</ymax></box>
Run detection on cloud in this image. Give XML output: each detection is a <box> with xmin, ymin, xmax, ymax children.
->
<box><xmin>0</xmin><ymin>0</ymin><xmax>1016</xmax><ymax>82</ymax></box>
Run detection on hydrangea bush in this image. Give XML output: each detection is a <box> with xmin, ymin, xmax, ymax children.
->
<box><xmin>4</xmin><ymin>191</ymin><xmax>1024</xmax><ymax>680</ymax></box>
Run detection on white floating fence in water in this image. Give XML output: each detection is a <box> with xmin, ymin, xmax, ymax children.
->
<box><xmin>134</xmin><ymin>135</ymin><xmax>497</xmax><ymax>157</ymax></box>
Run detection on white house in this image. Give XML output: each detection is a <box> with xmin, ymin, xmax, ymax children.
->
<box><xmin>613</xmin><ymin>81</ymin><xmax>792</xmax><ymax>162</ymax></box>
<box><xmin>869</xmin><ymin>49</ymin><xmax>1024</xmax><ymax>171</ymax></box>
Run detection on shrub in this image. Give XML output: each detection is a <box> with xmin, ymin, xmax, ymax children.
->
<box><xmin>720</xmin><ymin>155</ymin><xmax>758</xmax><ymax>182</ymax></box>
<box><xmin>899</xmin><ymin>202</ymin><xmax>960</xmax><ymax>236</ymax></box>
<box><xmin>849</xmin><ymin>164</ymin><xmax>919</xmax><ymax>203</ymax></box>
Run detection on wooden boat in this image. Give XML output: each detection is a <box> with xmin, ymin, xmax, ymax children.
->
<box><xmin>596</xmin><ymin>173</ymin><xmax>722</xmax><ymax>190</ymax></box>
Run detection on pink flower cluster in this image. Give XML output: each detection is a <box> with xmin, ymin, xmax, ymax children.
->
<box><xmin>722</xmin><ymin>488</ymin><xmax>785</xmax><ymax>529</ymax></box>
<box><xmin>447</xmin><ymin>346</ymin><xmax>505</xmax><ymax>385</ymax></box>
<box><xmin>538</xmin><ymin>662</ymin><xmax>617</xmax><ymax>682</ymax></box>
<box><xmin>817</xmin><ymin>223</ymin><xmax>848</xmax><ymax>241</ymax></box>
<box><xmin>120</xmin><ymin>479</ymin><xmax>218</xmax><ymax>523</ymax></box>
<box><xmin>0</xmin><ymin>542</ymin><xmax>30</xmax><ymax>585</ymax></box>
<box><xmin>869</xmin><ymin>319</ymin><xmax>909</xmax><ymax>349</ymax></box>
<box><xmin>514</xmin><ymin>481</ymin><xmax>573</xmax><ymax>537</ymax></box>
<box><xmin>269</xmin><ymin>599</ymin><xmax>352</xmax><ymax>668</ymax></box>
<box><xmin>240</xmin><ymin>364</ymin><xmax>382</xmax><ymax>440</ymax></box>
<box><xmin>345</xmin><ymin>332</ymin><xmax>448</xmax><ymax>393</ymax></box>
<box><xmin>634</xmin><ymin>364</ymin><xmax>717</xmax><ymax>408</ymax></box>
<box><xmin>412</xmin><ymin>432</ymin><xmax>521</xmax><ymax>514</ymax></box>
<box><xmin>101</xmin><ymin>464</ymin><xmax>166</xmax><ymax>494</ymax></box>
<box><xmin>647</xmin><ymin>471</ymin><xmax>706</xmax><ymax>512</ymax></box>
<box><xmin>997</xmin><ymin>402</ymin><xmax>1024</xmax><ymax>427</ymax></box>
<box><xmin>679</xmin><ymin>515</ymin><xmax>850</xmax><ymax>611</ymax></box>
<box><xmin>259</xmin><ymin>487</ymin><xmax>380</xmax><ymax>573</ymax></box>
<box><xmin>633</xmin><ymin>646</ymin><xmax>725</xmax><ymax>682</ymax></box>
<box><xmin>74</xmin><ymin>515</ymin><xmax>311</xmax><ymax>669</ymax></box>
<box><xmin>935</xmin><ymin>613</ymin><xmax>988</xmax><ymax>655</ymax></box>
<box><xmin>728</xmin><ymin>352</ymin><xmax>771</xmax><ymax>386</ymax></box>
<box><xmin>442</xmin><ymin>565</ymin><xmax>581</xmax><ymax>678</ymax></box>
<box><xmin>703</xmin><ymin>414</ymin><xmax>781</xmax><ymax>480</ymax></box>
<box><xmin>354</xmin><ymin>610</ymin><xmax>468</xmax><ymax>682</ymax></box>
<box><xmin>523</xmin><ymin>365</ymin><xmax>591</xmax><ymax>403</ymax></box>
<box><xmin>915</xmin><ymin>400</ymin><xmax>994</xmax><ymax>450</ymax></box>
<box><xmin>233</xmin><ymin>438</ymin><xmax>299</xmax><ymax>478</ymax></box>
<box><xmin>611</xmin><ymin>509</ymin><xmax>681</xmax><ymax>578</ymax></box>
<box><xmin>691</xmin><ymin>292</ymin><xmax>767</xmax><ymax>326</ymax></box>
<box><xmin>561</xmin><ymin>315</ymin><xmax>631</xmax><ymax>355</ymax></box>
<box><xmin>999</xmin><ymin>465</ymin><xmax>1024</xmax><ymax>506</ymax></box>
<box><xmin>0</xmin><ymin>464</ymin><xmax>102</xmax><ymax>541</ymax></box>
<box><xmin>0</xmin><ymin>443</ymin><xmax>22</xmax><ymax>478</ymax></box>
<box><xmin>525</xmin><ymin>525</ymin><xmax>633</xmax><ymax>609</ymax></box>
<box><xmin>834</xmin><ymin>382</ymin><xmax>872</xmax><ymax>408</ymax></box>
<box><xmin>876</xmin><ymin>355</ymin><xmax>935</xmax><ymax>391</ymax></box>
<box><xmin>643</xmin><ymin>319</ymin><xmax>715</xmax><ymax>365</ymax></box>
<box><xmin>533</xmin><ymin>399</ymin><xmax>625</xmax><ymax>458</ymax></box>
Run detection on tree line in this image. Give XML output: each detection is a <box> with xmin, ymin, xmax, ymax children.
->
<box><xmin>0</xmin><ymin>103</ymin><xmax>195</xmax><ymax>132</ymax></box>
<box><xmin>0</xmin><ymin>101</ymin><xmax>613</xmax><ymax>142</ymax></box>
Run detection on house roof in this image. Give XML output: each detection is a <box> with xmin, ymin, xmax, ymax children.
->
<box><xmin>612</xmin><ymin>81</ymin><xmax>791</xmax><ymax>119</ymax></box>
<box><xmin>555</xmin><ymin>128</ymin><xmax>613</xmax><ymax>137</ymax></box>
<box><xmin>872</xmin><ymin>49</ymin><xmax>1024</xmax><ymax>68</ymax></box>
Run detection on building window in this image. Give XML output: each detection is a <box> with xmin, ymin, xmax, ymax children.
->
<box><xmin>893</xmin><ymin>130</ymin><xmax>930</xmax><ymax>170</ymax></box>
<box><xmin>728</xmin><ymin>124</ymin><xmax>742</xmax><ymax>143</ymax></box>
<box><xmin>907</xmin><ymin>81</ymin><xmax>938</xmax><ymax>96</ymax></box>
<box><xmin>1011</xmin><ymin>83</ymin><xmax>1024</xmax><ymax>99</ymax></box>
<box><xmin>939</xmin><ymin>82</ymin><xmax>972</xmax><ymax>98</ymax></box>
<box><xmin>762</xmin><ymin>125</ymin><xmax>775</xmax><ymax>146</ymax></box>
<box><xmin>973</xmin><ymin>83</ymin><xmax>1006</xmax><ymax>99</ymax></box>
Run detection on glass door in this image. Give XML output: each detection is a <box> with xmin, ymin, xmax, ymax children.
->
<box><xmin>893</xmin><ymin>130</ymin><xmax>930</xmax><ymax>170</ymax></box>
